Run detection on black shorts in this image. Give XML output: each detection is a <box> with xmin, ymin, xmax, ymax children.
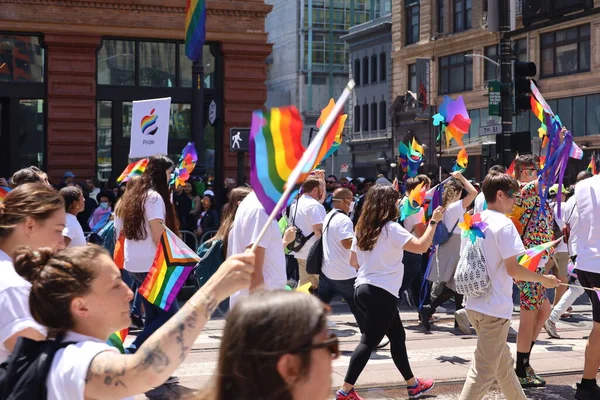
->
<box><xmin>577</xmin><ymin>269</ymin><xmax>600</xmax><ymax>323</ymax></box>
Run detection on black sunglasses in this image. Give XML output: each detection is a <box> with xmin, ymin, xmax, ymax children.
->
<box><xmin>293</xmin><ymin>332</ymin><xmax>340</xmax><ymax>359</ymax></box>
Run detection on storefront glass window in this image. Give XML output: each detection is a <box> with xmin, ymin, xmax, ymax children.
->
<box><xmin>179</xmin><ymin>44</ymin><xmax>215</xmax><ymax>89</ymax></box>
<box><xmin>18</xmin><ymin>100</ymin><xmax>44</xmax><ymax>169</ymax></box>
<box><xmin>98</xmin><ymin>40</ymin><xmax>135</xmax><ymax>86</ymax></box>
<box><xmin>572</xmin><ymin>96</ymin><xmax>586</xmax><ymax>137</ymax></box>
<box><xmin>170</xmin><ymin>104</ymin><xmax>192</xmax><ymax>139</ymax></box>
<box><xmin>123</xmin><ymin>102</ymin><xmax>133</xmax><ymax>138</ymax></box>
<box><xmin>139</xmin><ymin>42</ymin><xmax>176</xmax><ymax>87</ymax></box>
<box><xmin>0</xmin><ymin>35</ymin><xmax>44</xmax><ymax>83</ymax></box>
<box><xmin>587</xmin><ymin>95</ymin><xmax>600</xmax><ymax>136</ymax></box>
<box><xmin>204</xmin><ymin>120</ymin><xmax>215</xmax><ymax>175</ymax></box>
<box><xmin>97</xmin><ymin>101</ymin><xmax>112</xmax><ymax>183</ymax></box>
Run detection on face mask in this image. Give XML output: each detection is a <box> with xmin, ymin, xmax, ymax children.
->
<box><xmin>99</xmin><ymin>202</ymin><xmax>109</xmax><ymax>210</ymax></box>
<box><xmin>348</xmin><ymin>201</ymin><xmax>355</xmax><ymax>213</ymax></box>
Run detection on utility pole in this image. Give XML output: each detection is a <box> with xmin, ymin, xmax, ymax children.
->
<box><xmin>499</xmin><ymin>0</ymin><xmax>513</xmax><ymax>167</ymax></box>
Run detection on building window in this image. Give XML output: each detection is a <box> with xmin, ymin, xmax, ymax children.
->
<box><xmin>439</xmin><ymin>52</ymin><xmax>473</xmax><ymax>94</ymax></box>
<box><xmin>97</xmin><ymin>101</ymin><xmax>112</xmax><ymax>183</ymax></box>
<box><xmin>303</xmin><ymin>33</ymin><xmax>347</xmax><ymax>73</ymax></box>
<box><xmin>354</xmin><ymin>59</ymin><xmax>361</xmax><ymax>85</ymax></box>
<box><xmin>139</xmin><ymin>42</ymin><xmax>176</xmax><ymax>87</ymax></box>
<box><xmin>588</xmin><ymin>95</ymin><xmax>600</xmax><ymax>136</ymax></box>
<box><xmin>408</xmin><ymin>63</ymin><xmax>417</xmax><ymax>93</ymax></box>
<box><xmin>371</xmin><ymin>55</ymin><xmax>378</xmax><ymax>83</ymax></box>
<box><xmin>362</xmin><ymin>57</ymin><xmax>369</xmax><ymax>85</ymax></box>
<box><xmin>379</xmin><ymin>53</ymin><xmax>387</xmax><ymax>82</ymax></box>
<box><xmin>362</xmin><ymin>104</ymin><xmax>369</xmax><ymax>132</ymax></box>
<box><xmin>454</xmin><ymin>0</ymin><xmax>472</xmax><ymax>32</ymax></box>
<box><xmin>379</xmin><ymin>100</ymin><xmax>387</xmax><ymax>130</ymax></box>
<box><xmin>354</xmin><ymin>105</ymin><xmax>361</xmax><ymax>132</ymax></box>
<box><xmin>18</xmin><ymin>100</ymin><xmax>44</xmax><ymax>170</ymax></box>
<box><xmin>0</xmin><ymin>34</ymin><xmax>44</xmax><ymax>83</ymax></box>
<box><xmin>438</xmin><ymin>0</ymin><xmax>445</xmax><ymax>34</ymax></box>
<box><xmin>98</xmin><ymin>40</ymin><xmax>135</xmax><ymax>86</ymax></box>
<box><xmin>541</xmin><ymin>24</ymin><xmax>590</xmax><ymax>78</ymax></box>
<box><xmin>371</xmin><ymin>103</ymin><xmax>378</xmax><ymax>131</ymax></box>
<box><xmin>484</xmin><ymin>45</ymin><xmax>499</xmax><ymax>82</ymax></box>
<box><xmin>515</xmin><ymin>38</ymin><xmax>528</xmax><ymax>62</ymax></box>
<box><xmin>169</xmin><ymin>104</ymin><xmax>192</xmax><ymax>139</ymax></box>
<box><xmin>179</xmin><ymin>44</ymin><xmax>214</xmax><ymax>88</ymax></box>
<box><xmin>406</xmin><ymin>0</ymin><xmax>420</xmax><ymax>45</ymax></box>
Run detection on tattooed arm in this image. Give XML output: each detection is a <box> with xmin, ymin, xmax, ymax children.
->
<box><xmin>83</xmin><ymin>252</ymin><xmax>255</xmax><ymax>400</ymax></box>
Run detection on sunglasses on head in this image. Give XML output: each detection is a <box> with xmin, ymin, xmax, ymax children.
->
<box><xmin>293</xmin><ymin>332</ymin><xmax>340</xmax><ymax>359</ymax></box>
<box><xmin>504</xmin><ymin>189</ymin><xmax>517</xmax><ymax>198</ymax></box>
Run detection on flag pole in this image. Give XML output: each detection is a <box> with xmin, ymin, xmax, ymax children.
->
<box><xmin>249</xmin><ymin>80</ymin><xmax>355</xmax><ymax>253</ymax></box>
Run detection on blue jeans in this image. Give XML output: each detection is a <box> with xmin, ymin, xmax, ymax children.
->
<box><xmin>121</xmin><ymin>270</ymin><xmax>142</xmax><ymax>317</ymax></box>
<box><xmin>127</xmin><ymin>272</ymin><xmax>181</xmax><ymax>352</ymax></box>
<box><xmin>317</xmin><ymin>273</ymin><xmax>366</xmax><ymax>333</ymax></box>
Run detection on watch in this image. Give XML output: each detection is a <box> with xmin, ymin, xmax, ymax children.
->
<box><xmin>429</xmin><ymin>220</ymin><xmax>437</xmax><ymax>226</ymax></box>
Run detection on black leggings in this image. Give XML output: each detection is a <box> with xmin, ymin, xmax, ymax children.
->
<box><xmin>430</xmin><ymin>284</ymin><xmax>463</xmax><ymax>313</ymax></box>
<box><xmin>344</xmin><ymin>284</ymin><xmax>414</xmax><ymax>385</ymax></box>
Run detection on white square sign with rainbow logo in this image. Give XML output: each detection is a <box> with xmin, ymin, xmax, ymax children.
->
<box><xmin>129</xmin><ymin>97</ymin><xmax>171</xmax><ymax>158</ymax></box>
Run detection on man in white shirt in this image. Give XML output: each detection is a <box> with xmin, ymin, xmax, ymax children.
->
<box><xmin>459</xmin><ymin>173</ymin><xmax>559</xmax><ymax>400</ymax></box>
<box><xmin>289</xmin><ymin>176</ymin><xmax>327</xmax><ymax>290</ymax></box>
<box><xmin>473</xmin><ymin>165</ymin><xmax>506</xmax><ymax>214</ymax></box>
<box><xmin>229</xmin><ymin>191</ymin><xmax>287</xmax><ymax>308</ymax></box>
<box><xmin>318</xmin><ymin>188</ymin><xmax>365</xmax><ymax>329</ymax></box>
<box><xmin>571</xmin><ymin>173</ymin><xmax>600</xmax><ymax>400</ymax></box>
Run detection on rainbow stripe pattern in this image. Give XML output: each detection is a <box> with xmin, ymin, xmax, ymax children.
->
<box><xmin>249</xmin><ymin>106</ymin><xmax>306</xmax><ymax>215</ymax></box>
<box><xmin>108</xmin><ymin>328</ymin><xmax>129</xmax><ymax>354</ymax></box>
<box><xmin>139</xmin><ymin>229</ymin><xmax>200</xmax><ymax>311</ymax></box>
<box><xmin>588</xmin><ymin>152</ymin><xmax>598</xmax><ymax>175</ymax></box>
<box><xmin>117</xmin><ymin>158</ymin><xmax>148</xmax><ymax>184</ymax></box>
<box><xmin>317</xmin><ymin>99</ymin><xmax>347</xmax><ymax>163</ymax></box>
<box><xmin>0</xmin><ymin>186</ymin><xmax>11</xmax><ymax>203</ymax></box>
<box><xmin>518</xmin><ymin>237</ymin><xmax>563</xmax><ymax>272</ymax></box>
<box><xmin>140</xmin><ymin>108</ymin><xmax>159</xmax><ymax>136</ymax></box>
<box><xmin>185</xmin><ymin>0</ymin><xmax>207</xmax><ymax>61</ymax></box>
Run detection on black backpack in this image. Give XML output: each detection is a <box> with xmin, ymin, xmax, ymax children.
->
<box><xmin>0</xmin><ymin>336</ymin><xmax>74</xmax><ymax>400</ymax></box>
<box><xmin>306</xmin><ymin>211</ymin><xmax>341</xmax><ymax>275</ymax></box>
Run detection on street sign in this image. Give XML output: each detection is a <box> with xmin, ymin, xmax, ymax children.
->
<box><xmin>479</xmin><ymin>124</ymin><xmax>502</xmax><ymax>136</ymax></box>
<box><xmin>488</xmin><ymin>80</ymin><xmax>501</xmax><ymax>116</ymax></box>
<box><xmin>229</xmin><ymin>128</ymin><xmax>250</xmax><ymax>152</ymax></box>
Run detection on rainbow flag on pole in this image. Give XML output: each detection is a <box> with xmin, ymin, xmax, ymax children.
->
<box><xmin>117</xmin><ymin>158</ymin><xmax>148</xmax><ymax>184</ymax></box>
<box><xmin>139</xmin><ymin>228</ymin><xmax>200</xmax><ymax>311</ymax></box>
<box><xmin>185</xmin><ymin>0</ymin><xmax>207</xmax><ymax>61</ymax></box>
<box><xmin>518</xmin><ymin>237</ymin><xmax>563</xmax><ymax>272</ymax></box>
<box><xmin>588</xmin><ymin>152</ymin><xmax>598</xmax><ymax>175</ymax></box>
<box><xmin>108</xmin><ymin>328</ymin><xmax>129</xmax><ymax>353</ymax></box>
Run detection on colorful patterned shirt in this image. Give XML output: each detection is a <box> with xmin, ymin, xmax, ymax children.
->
<box><xmin>515</xmin><ymin>181</ymin><xmax>554</xmax><ymax>252</ymax></box>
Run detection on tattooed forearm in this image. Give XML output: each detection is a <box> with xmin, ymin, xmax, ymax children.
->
<box><xmin>134</xmin><ymin>343</ymin><xmax>170</xmax><ymax>373</ymax></box>
<box><xmin>86</xmin><ymin>357</ymin><xmax>128</xmax><ymax>388</ymax></box>
<box><xmin>172</xmin><ymin>322</ymin><xmax>189</xmax><ymax>361</ymax></box>
<box><xmin>199</xmin><ymin>291</ymin><xmax>218</xmax><ymax>319</ymax></box>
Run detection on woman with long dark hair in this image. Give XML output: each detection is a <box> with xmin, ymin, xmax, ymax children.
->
<box><xmin>212</xmin><ymin>186</ymin><xmax>252</xmax><ymax>255</ymax></box>
<box><xmin>117</xmin><ymin>155</ymin><xmax>180</xmax><ymax>360</ymax></box>
<box><xmin>336</xmin><ymin>185</ymin><xmax>444</xmax><ymax>400</ymax></box>
<box><xmin>199</xmin><ymin>291</ymin><xmax>337</xmax><ymax>400</ymax></box>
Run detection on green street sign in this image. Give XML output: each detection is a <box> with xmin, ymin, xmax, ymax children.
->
<box><xmin>488</xmin><ymin>80</ymin><xmax>501</xmax><ymax>117</ymax></box>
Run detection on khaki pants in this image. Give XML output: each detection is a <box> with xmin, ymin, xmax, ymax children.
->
<box><xmin>459</xmin><ymin>310</ymin><xmax>527</xmax><ymax>400</ymax></box>
<box><xmin>297</xmin><ymin>258</ymin><xmax>319</xmax><ymax>289</ymax></box>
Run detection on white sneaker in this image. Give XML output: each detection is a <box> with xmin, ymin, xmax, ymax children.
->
<box><xmin>327</xmin><ymin>320</ymin><xmax>337</xmax><ymax>328</ymax></box>
<box><xmin>164</xmin><ymin>376</ymin><xmax>180</xmax><ymax>385</ymax></box>
<box><xmin>454</xmin><ymin>309</ymin><xmax>472</xmax><ymax>334</ymax></box>
<box><xmin>545</xmin><ymin>319</ymin><xmax>560</xmax><ymax>339</ymax></box>
<box><xmin>377</xmin><ymin>337</ymin><xmax>390</xmax><ymax>349</ymax></box>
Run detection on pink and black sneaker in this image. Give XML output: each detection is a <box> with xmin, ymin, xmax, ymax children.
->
<box><xmin>335</xmin><ymin>388</ymin><xmax>364</xmax><ymax>400</ymax></box>
<box><xmin>407</xmin><ymin>378</ymin><xmax>435</xmax><ymax>399</ymax></box>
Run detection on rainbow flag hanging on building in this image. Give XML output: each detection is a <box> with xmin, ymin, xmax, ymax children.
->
<box><xmin>139</xmin><ymin>228</ymin><xmax>200</xmax><ymax>311</ymax></box>
<box><xmin>0</xmin><ymin>186</ymin><xmax>11</xmax><ymax>203</ymax></box>
<box><xmin>185</xmin><ymin>0</ymin><xmax>207</xmax><ymax>61</ymax></box>
<box><xmin>117</xmin><ymin>158</ymin><xmax>148</xmax><ymax>184</ymax></box>
<box><xmin>108</xmin><ymin>328</ymin><xmax>129</xmax><ymax>353</ymax></box>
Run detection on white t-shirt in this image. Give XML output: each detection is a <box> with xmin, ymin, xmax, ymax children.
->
<box><xmin>463</xmin><ymin>210</ymin><xmax>526</xmax><ymax>320</ymax></box>
<box><xmin>552</xmin><ymin>202</ymin><xmax>568</xmax><ymax>253</ymax></box>
<box><xmin>63</xmin><ymin>214</ymin><xmax>87</xmax><ymax>247</ymax></box>
<box><xmin>322</xmin><ymin>210</ymin><xmax>356</xmax><ymax>281</ymax></box>
<box><xmin>352</xmin><ymin>221</ymin><xmax>413</xmax><ymax>297</ymax></box>
<box><xmin>564</xmin><ymin>195</ymin><xmax>579</xmax><ymax>256</ymax></box>
<box><xmin>124</xmin><ymin>190</ymin><xmax>166</xmax><ymax>273</ymax></box>
<box><xmin>229</xmin><ymin>192</ymin><xmax>286</xmax><ymax>308</ymax></box>
<box><xmin>473</xmin><ymin>192</ymin><xmax>487</xmax><ymax>214</ymax></box>
<box><xmin>289</xmin><ymin>194</ymin><xmax>327</xmax><ymax>260</ymax></box>
<box><xmin>46</xmin><ymin>331</ymin><xmax>133</xmax><ymax>400</ymax></box>
<box><xmin>573</xmin><ymin>175</ymin><xmax>600</xmax><ymax>273</ymax></box>
<box><xmin>0</xmin><ymin>250</ymin><xmax>47</xmax><ymax>363</ymax></box>
<box><xmin>443</xmin><ymin>200</ymin><xmax>465</xmax><ymax>234</ymax></box>
<box><xmin>400</xmin><ymin>197</ymin><xmax>425</xmax><ymax>235</ymax></box>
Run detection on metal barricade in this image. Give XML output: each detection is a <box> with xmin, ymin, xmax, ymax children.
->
<box><xmin>179</xmin><ymin>230</ymin><xmax>198</xmax><ymax>252</ymax></box>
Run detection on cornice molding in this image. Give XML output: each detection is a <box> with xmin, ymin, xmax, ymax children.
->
<box><xmin>2</xmin><ymin>0</ymin><xmax>270</xmax><ymax>18</ymax></box>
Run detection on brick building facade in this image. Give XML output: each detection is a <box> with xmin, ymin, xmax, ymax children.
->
<box><xmin>391</xmin><ymin>0</ymin><xmax>600</xmax><ymax>182</ymax></box>
<box><xmin>0</xmin><ymin>0</ymin><xmax>271</xmax><ymax>191</ymax></box>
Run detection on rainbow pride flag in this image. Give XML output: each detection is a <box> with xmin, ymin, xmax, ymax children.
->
<box><xmin>108</xmin><ymin>328</ymin><xmax>129</xmax><ymax>353</ymax></box>
<box><xmin>518</xmin><ymin>237</ymin><xmax>563</xmax><ymax>272</ymax></box>
<box><xmin>139</xmin><ymin>229</ymin><xmax>200</xmax><ymax>311</ymax></box>
<box><xmin>316</xmin><ymin>99</ymin><xmax>347</xmax><ymax>163</ymax></box>
<box><xmin>185</xmin><ymin>0</ymin><xmax>207</xmax><ymax>61</ymax></box>
<box><xmin>0</xmin><ymin>186</ymin><xmax>11</xmax><ymax>203</ymax></box>
<box><xmin>249</xmin><ymin>106</ymin><xmax>306</xmax><ymax>215</ymax></box>
<box><xmin>117</xmin><ymin>158</ymin><xmax>148</xmax><ymax>184</ymax></box>
<box><xmin>587</xmin><ymin>152</ymin><xmax>598</xmax><ymax>175</ymax></box>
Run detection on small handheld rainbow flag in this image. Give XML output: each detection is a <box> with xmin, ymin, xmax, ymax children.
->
<box><xmin>518</xmin><ymin>237</ymin><xmax>563</xmax><ymax>272</ymax></box>
<box><xmin>117</xmin><ymin>158</ymin><xmax>148</xmax><ymax>184</ymax></box>
<box><xmin>108</xmin><ymin>328</ymin><xmax>129</xmax><ymax>354</ymax></box>
<box><xmin>0</xmin><ymin>186</ymin><xmax>11</xmax><ymax>203</ymax></box>
<box><xmin>587</xmin><ymin>152</ymin><xmax>597</xmax><ymax>175</ymax></box>
<box><xmin>185</xmin><ymin>0</ymin><xmax>207</xmax><ymax>61</ymax></box>
<box><xmin>139</xmin><ymin>228</ymin><xmax>200</xmax><ymax>311</ymax></box>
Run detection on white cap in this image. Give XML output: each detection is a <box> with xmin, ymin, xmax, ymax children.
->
<box><xmin>203</xmin><ymin>189</ymin><xmax>215</xmax><ymax>196</ymax></box>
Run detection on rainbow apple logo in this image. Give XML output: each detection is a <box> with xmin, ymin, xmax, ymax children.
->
<box><xmin>140</xmin><ymin>108</ymin><xmax>159</xmax><ymax>136</ymax></box>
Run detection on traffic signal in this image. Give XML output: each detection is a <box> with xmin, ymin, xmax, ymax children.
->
<box><xmin>512</xmin><ymin>61</ymin><xmax>537</xmax><ymax>112</ymax></box>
